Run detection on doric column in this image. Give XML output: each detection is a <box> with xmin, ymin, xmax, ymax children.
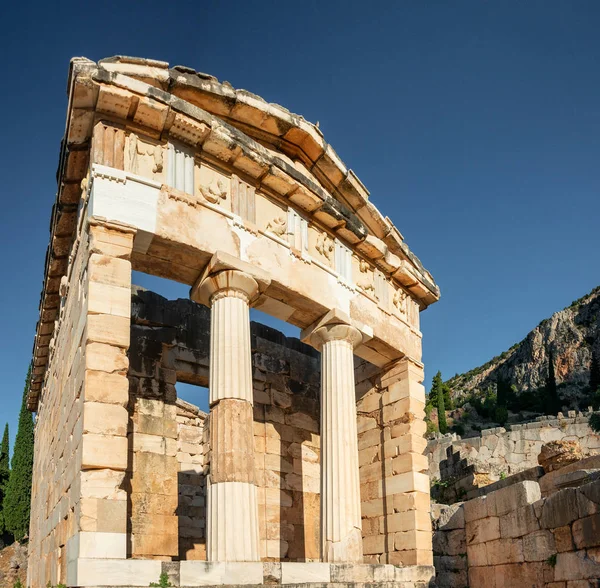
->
<box><xmin>309</xmin><ymin>321</ymin><xmax>364</xmax><ymax>563</ymax></box>
<box><xmin>194</xmin><ymin>269</ymin><xmax>260</xmax><ymax>562</ymax></box>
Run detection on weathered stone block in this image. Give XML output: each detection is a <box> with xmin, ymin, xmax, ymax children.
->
<box><xmin>81</xmin><ymin>433</ymin><xmax>127</xmax><ymax>470</ymax></box>
<box><xmin>83</xmin><ymin>402</ymin><xmax>128</xmax><ymax>436</ymax></box>
<box><xmin>572</xmin><ymin>513</ymin><xmax>600</xmax><ymax>549</ymax></box>
<box><xmin>466</xmin><ymin>516</ymin><xmax>501</xmax><ymax>545</ymax></box>
<box><xmin>523</xmin><ymin>529</ymin><xmax>556</xmax><ymax>562</ymax></box>
<box><xmin>554</xmin><ymin>550</ymin><xmax>600</xmax><ymax>581</ymax></box>
<box><xmin>500</xmin><ymin>503</ymin><xmax>541</xmax><ymax>538</ymax></box>
<box><xmin>541</xmin><ymin>488</ymin><xmax>580</xmax><ymax>529</ymax></box>
<box><xmin>84</xmin><ymin>370</ymin><xmax>129</xmax><ymax>406</ymax></box>
<box><xmin>486</xmin><ymin>537</ymin><xmax>524</xmax><ymax>565</ymax></box>
<box><xmin>467</xmin><ymin>542</ymin><xmax>487</xmax><ymax>566</ymax></box>
<box><xmin>87</xmin><ymin>314</ymin><xmax>130</xmax><ymax>348</ymax></box>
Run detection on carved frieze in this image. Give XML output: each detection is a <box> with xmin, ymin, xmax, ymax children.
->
<box><xmin>266</xmin><ymin>216</ymin><xmax>287</xmax><ymax>237</ymax></box>
<box><xmin>316</xmin><ymin>232</ymin><xmax>334</xmax><ymax>264</ymax></box>
<box><xmin>197</xmin><ymin>164</ymin><xmax>229</xmax><ymax>206</ymax></box>
<box><xmin>393</xmin><ymin>287</ymin><xmax>408</xmax><ymax>318</ymax></box>
<box><xmin>125</xmin><ymin>133</ymin><xmax>164</xmax><ymax>181</ymax></box>
<box><xmin>357</xmin><ymin>259</ymin><xmax>376</xmax><ymax>297</ymax></box>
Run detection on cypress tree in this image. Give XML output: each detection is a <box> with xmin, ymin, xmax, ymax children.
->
<box><xmin>431</xmin><ymin>371</ymin><xmax>448</xmax><ymax>434</ymax></box>
<box><xmin>0</xmin><ymin>424</ymin><xmax>9</xmax><ymax>535</ymax></box>
<box><xmin>4</xmin><ymin>367</ymin><xmax>34</xmax><ymax>541</ymax></box>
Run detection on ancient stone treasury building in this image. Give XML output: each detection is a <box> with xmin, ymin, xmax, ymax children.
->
<box><xmin>28</xmin><ymin>57</ymin><xmax>439</xmax><ymax>588</ymax></box>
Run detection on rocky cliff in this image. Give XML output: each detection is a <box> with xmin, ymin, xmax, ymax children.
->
<box><xmin>447</xmin><ymin>286</ymin><xmax>600</xmax><ymax>409</ymax></box>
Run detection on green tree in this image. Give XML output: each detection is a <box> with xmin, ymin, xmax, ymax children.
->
<box><xmin>431</xmin><ymin>371</ymin><xmax>448</xmax><ymax>434</ymax></box>
<box><xmin>546</xmin><ymin>348</ymin><xmax>561</xmax><ymax>415</ymax></box>
<box><xmin>4</xmin><ymin>367</ymin><xmax>34</xmax><ymax>541</ymax></box>
<box><xmin>0</xmin><ymin>424</ymin><xmax>9</xmax><ymax>535</ymax></box>
<box><xmin>589</xmin><ymin>345</ymin><xmax>600</xmax><ymax>408</ymax></box>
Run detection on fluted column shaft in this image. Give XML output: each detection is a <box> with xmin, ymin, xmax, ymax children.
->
<box><xmin>311</xmin><ymin>324</ymin><xmax>363</xmax><ymax>563</ymax></box>
<box><xmin>197</xmin><ymin>270</ymin><xmax>260</xmax><ymax>562</ymax></box>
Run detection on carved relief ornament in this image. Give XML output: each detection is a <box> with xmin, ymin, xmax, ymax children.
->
<box><xmin>200</xmin><ymin>176</ymin><xmax>228</xmax><ymax>204</ymax></box>
<box><xmin>393</xmin><ymin>287</ymin><xmax>408</xmax><ymax>316</ymax></box>
<box><xmin>266</xmin><ymin>216</ymin><xmax>287</xmax><ymax>237</ymax></box>
<box><xmin>316</xmin><ymin>232</ymin><xmax>334</xmax><ymax>262</ymax></box>
<box><xmin>357</xmin><ymin>259</ymin><xmax>376</xmax><ymax>296</ymax></box>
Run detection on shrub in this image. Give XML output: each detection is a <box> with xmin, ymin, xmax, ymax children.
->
<box><xmin>589</xmin><ymin>412</ymin><xmax>600</xmax><ymax>434</ymax></box>
<box><xmin>150</xmin><ymin>573</ymin><xmax>173</xmax><ymax>588</ymax></box>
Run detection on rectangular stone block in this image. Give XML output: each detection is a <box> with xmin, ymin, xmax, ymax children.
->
<box><xmin>84</xmin><ymin>371</ymin><xmax>129</xmax><ymax>406</ymax></box>
<box><xmin>383</xmin><ymin>379</ymin><xmax>426</xmax><ymax>406</ymax></box>
<box><xmin>387</xmin><ymin>509</ymin><xmax>431</xmax><ymax>532</ymax></box>
<box><xmin>362</xmin><ymin>534</ymin><xmax>386</xmax><ymax>555</ymax></box>
<box><xmin>467</xmin><ymin>542</ymin><xmax>488</xmax><ymax>567</ymax></box>
<box><xmin>466</xmin><ymin>516</ymin><xmax>501</xmax><ymax>545</ymax></box>
<box><xmin>281</xmin><ymin>563</ymin><xmax>331</xmax><ymax>583</ymax></box>
<box><xmin>392</xmin><ymin>452</ymin><xmax>428</xmax><ymax>474</ymax></box>
<box><xmin>180</xmin><ymin>562</ymin><xmax>263</xmax><ymax>585</ymax></box>
<box><xmin>88</xmin><ymin>253</ymin><xmax>131</xmax><ymax>287</ymax></box>
<box><xmin>89</xmin><ymin>225</ymin><xmax>134</xmax><ymax>259</ymax></box>
<box><xmin>464</xmin><ymin>495</ymin><xmax>489</xmax><ymax>523</ymax></box>
<box><xmin>382</xmin><ymin>397</ymin><xmax>425</xmax><ymax>423</ymax></box>
<box><xmin>68</xmin><ymin>559</ymin><xmax>161</xmax><ymax>587</ymax></box>
<box><xmin>380</xmin><ymin>471</ymin><xmax>430</xmax><ymax>496</ymax></box>
<box><xmin>87</xmin><ymin>314</ymin><xmax>130</xmax><ymax>348</ymax></box>
<box><xmin>133</xmin><ymin>533</ymin><xmax>178</xmax><ymax>556</ymax></box>
<box><xmin>80</xmin><ymin>469</ymin><xmax>127</xmax><ymax>500</ymax></box>
<box><xmin>469</xmin><ymin>565</ymin><xmax>496</xmax><ymax>588</ymax></box>
<box><xmin>86</xmin><ymin>342</ymin><xmax>128</xmax><ymax>373</ymax></box>
<box><xmin>81</xmin><ymin>434</ymin><xmax>127</xmax><ymax>470</ymax></box>
<box><xmin>88</xmin><ymin>282</ymin><xmax>131</xmax><ymax>318</ymax></box>
<box><xmin>394</xmin><ymin>529</ymin><xmax>432</xmax><ymax>551</ymax></box>
<box><xmin>393</xmin><ymin>491</ymin><xmax>430</xmax><ymax>514</ymax></box>
<box><xmin>486</xmin><ymin>537</ymin><xmax>524</xmax><ymax>565</ymax></box>
<box><xmin>83</xmin><ymin>402</ymin><xmax>128</xmax><ymax>436</ymax></box>
<box><xmin>500</xmin><ymin>504</ymin><xmax>541</xmax><ymax>538</ymax></box>
<box><xmin>387</xmin><ymin>549</ymin><xmax>433</xmax><ymax>566</ymax></box>
<box><xmin>487</xmin><ymin>480</ymin><xmax>542</xmax><ymax>517</ymax></box>
<box><xmin>523</xmin><ymin>530</ymin><xmax>556</xmax><ymax>562</ymax></box>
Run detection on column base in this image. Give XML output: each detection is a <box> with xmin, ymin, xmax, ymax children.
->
<box><xmin>67</xmin><ymin>559</ymin><xmax>435</xmax><ymax>587</ymax></box>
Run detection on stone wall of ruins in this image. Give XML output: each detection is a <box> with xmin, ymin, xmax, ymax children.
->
<box><xmin>128</xmin><ymin>289</ymin><xmax>324</xmax><ymax>562</ymax></box>
<box><xmin>432</xmin><ymin>476</ymin><xmax>600</xmax><ymax>587</ymax></box>
<box><xmin>426</xmin><ymin>415</ymin><xmax>600</xmax><ymax>503</ymax></box>
<box><xmin>127</xmin><ymin>289</ymin><xmax>433</xmax><ymax>566</ymax></box>
<box><xmin>29</xmin><ymin>222</ymin><xmax>134</xmax><ymax>587</ymax></box>
<box><xmin>355</xmin><ymin>359</ymin><xmax>432</xmax><ymax>567</ymax></box>
<box><xmin>28</xmin><ymin>222</ymin><xmax>89</xmax><ymax>585</ymax></box>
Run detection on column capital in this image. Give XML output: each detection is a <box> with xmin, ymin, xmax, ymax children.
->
<box><xmin>193</xmin><ymin>269</ymin><xmax>259</xmax><ymax>306</ymax></box>
<box><xmin>190</xmin><ymin>250</ymin><xmax>271</xmax><ymax>307</ymax></box>
<box><xmin>301</xmin><ymin>308</ymin><xmax>371</xmax><ymax>351</ymax></box>
<box><xmin>310</xmin><ymin>323</ymin><xmax>362</xmax><ymax>351</ymax></box>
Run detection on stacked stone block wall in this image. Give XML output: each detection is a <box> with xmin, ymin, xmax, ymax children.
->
<box><xmin>29</xmin><ymin>221</ymin><xmax>134</xmax><ymax>586</ymax></box>
<box><xmin>427</xmin><ymin>415</ymin><xmax>600</xmax><ymax>501</ymax></box>
<box><xmin>432</xmin><ymin>479</ymin><xmax>600</xmax><ymax>587</ymax></box>
<box><xmin>29</xmin><ymin>226</ymin><xmax>89</xmax><ymax>586</ymax></box>
<box><xmin>176</xmin><ymin>399</ymin><xmax>208</xmax><ymax>560</ymax></box>
<box><xmin>128</xmin><ymin>291</ymin><xmax>325</xmax><ymax>561</ymax></box>
<box><xmin>356</xmin><ymin>358</ymin><xmax>432</xmax><ymax>568</ymax></box>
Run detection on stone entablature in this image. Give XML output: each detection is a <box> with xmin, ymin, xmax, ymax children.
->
<box><xmin>29</xmin><ymin>55</ymin><xmax>438</xmax><ymax>411</ymax></box>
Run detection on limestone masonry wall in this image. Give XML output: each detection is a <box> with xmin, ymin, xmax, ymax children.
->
<box><xmin>427</xmin><ymin>416</ymin><xmax>600</xmax><ymax>502</ymax></box>
<box><xmin>128</xmin><ymin>288</ymin><xmax>325</xmax><ymax>562</ymax></box>
<box><xmin>433</xmin><ymin>478</ymin><xmax>600</xmax><ymax>588</ymax></box>
<box><xmin>356</xmin><ymin>359</ymin><xmax>432</xmax><ymax>568</ymax></box>
<box><xmin>29</xmin><ymin>225</ymin><xmax>89</xmax><ymax>586</ymax></box>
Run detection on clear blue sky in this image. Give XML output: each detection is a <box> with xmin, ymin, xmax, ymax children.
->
<box><xmin>1</xmin><ymin>1</ymin><xmax>599</xmax><ymax>449</ymax></box>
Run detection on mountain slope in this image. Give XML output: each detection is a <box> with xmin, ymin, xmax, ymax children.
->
<box><xmin>447</xmin><ymin>286</ymin><xmax>600</xmax><ymax>410</ymax></box>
